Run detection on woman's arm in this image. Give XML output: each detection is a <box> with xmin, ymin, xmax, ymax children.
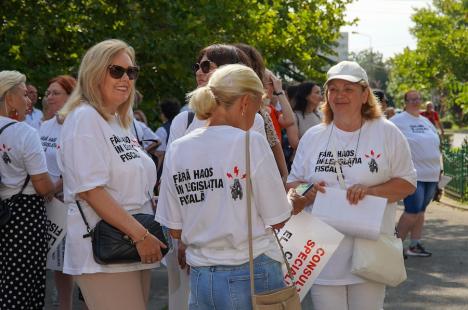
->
<box><xmin>347</xmin><ymin>178</ymin><xmax>416</xmax><ymax>204</ymax></box>
<box><xmin>30</xmin><ymin>172</ymin><xmax>54</xmax><ymax>200</ymax></box>
<box><xmin>271</xmin><ymin>143</ymin><xmax>288</xmax><ymax>185</ymax></box>
<box><xmin>79</xmin><ymin>187</ymin><xmax>167</xmax><ymax>262</ymax></box>
<box><xmin>285</xmin><ymin>122</ymin><xmax>299</xmax><ymax>151</ymax></box>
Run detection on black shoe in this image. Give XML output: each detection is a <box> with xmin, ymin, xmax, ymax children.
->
<box><xmin>406</xmin><ymin>243</ymin><xmax>432</xmax><ymax>257</ymax></box>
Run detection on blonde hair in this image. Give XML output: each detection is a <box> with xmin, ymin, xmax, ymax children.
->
<box><xmin>187</xmin><ymin>64</ymin><xmax>264</xmax><ymax>120</ymax></box>
<box><xmin>0</xmin><ymin>71</ymin><xmax>26</xmax><ymax>105</ymax></box>
<box><xmin>321</xmin><ymin>80</ymin><xmax>382</xmax><ymax>124</ymax></box>
<box><xmin>59</xmin><ymin>39</ymin><xmax>136</xmax><ymax>128</ymax></box>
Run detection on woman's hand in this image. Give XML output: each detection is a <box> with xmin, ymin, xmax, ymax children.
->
<box><xmin>135</xmin><ymin>233</ymin><xmax>167</xmax><ymax>264</ymax></box>
<box><xmin>346</xmin><ymin>184</ymin><xmax>369</xmax><ymax>205</ymax></box>
<box><xmin>288</xmin><ymin>181</ymin><xmax>326</xmax><ymax>214</ymax></box>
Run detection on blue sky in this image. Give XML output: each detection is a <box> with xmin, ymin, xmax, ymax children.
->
<box><xmin>341</xmin><ymin>0</ymin><xmax>433</xmax><ymax>59</ymax></box>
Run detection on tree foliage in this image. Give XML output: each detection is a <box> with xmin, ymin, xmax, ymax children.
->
<box><xmin>0</xmin><ymin>0</ymin><xmax>353</xmax><ymax>126</ymax></box>
<box><xmin>350</xmin><ymin>49</ymin><xmax>389</xmax><ymax>90</ymax></box>
<box><xmin>387</xmin><ymin>0</ymin><xmax>467</xmax><ymax>119</ymax></box>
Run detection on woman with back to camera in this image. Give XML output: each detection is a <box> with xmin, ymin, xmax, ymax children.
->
<box><xmin>287</xmin><ymin>61</ymin><xmax>417</xmax><ymax>310</ymax></box>
<box><xmin>157</xmin><ymin>64</ymin><xmax>308</xmax><ymax>310</ymax></box>
<box><xmin>40</xmin><ymin>74</ymin><xmax>76</xmax><ymax>310</ymax></box>
<box><xmin>58</xmin><ymin>39</ymin><xmax>166</xmax><ymax>310</ymax></box>
<box><xmin>0</xmin><ymin>70</ymin><xmax>55</xmax><ymax>309</ymax></box>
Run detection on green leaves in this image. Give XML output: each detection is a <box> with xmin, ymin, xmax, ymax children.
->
<box><xmin>0</xmin><ymin>0</ymin><xmax>352</xmax><ymax>127</ymax></box>
<box><xmin>388</xmin><ymin>0</ymin><xmax>467</xmax><ymax>118</ymax></box>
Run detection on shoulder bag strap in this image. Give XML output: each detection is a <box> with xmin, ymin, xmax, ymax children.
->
<box><xmin>246</xmin><ymin>131</ymin><xmax>296</xmax><ymax>299</ymax></box>
<box><xmin>186</xmin><ymin>111</ymin><xmax>195</xmax><ymax>130</ymax></box>
<box><xmin>0</xmin><ymin>122</ymin><xmax>16</xmax><ymax>135</ymax></box>
<box><xmin>75</xmin><ymin>200</ymin><xmax>93</xmax><ymax>238</ymax></box>
<box><xmin>331</xmin><ymin>137</ymin><xmax>346</xmax><ymax>190</ymax></box>
<box><xmin>17</xmin><ymin>175</ymin><xmax>30</xmax><ymax>195</ymax></box>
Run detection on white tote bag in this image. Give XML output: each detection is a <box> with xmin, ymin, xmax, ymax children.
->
<box><xmin>351</xmin><ymin>234</ymin><xmax>407</xmax><ymax>287</ymax></box>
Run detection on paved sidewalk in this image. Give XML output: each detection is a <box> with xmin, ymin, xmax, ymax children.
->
<box><xmin>45</xmin><ymin>197</ymin><xmax>468</xmax><ymax>309</ymax></box>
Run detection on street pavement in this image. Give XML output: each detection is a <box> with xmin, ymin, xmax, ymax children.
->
<box><xmin>44</xmin><ymin>197</ymin><xmax>468</xmax><ymax>309</ymax></box>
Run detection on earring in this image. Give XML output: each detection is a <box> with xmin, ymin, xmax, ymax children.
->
<box><xmin>8</xmin><ymin>108</ymin><xmax>19</xmax><ymax>120</ymax></box>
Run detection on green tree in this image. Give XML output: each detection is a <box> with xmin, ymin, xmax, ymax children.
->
<box><xmin>387</xmin><ymin>0</ymin><xmax>467</xmax><ymax>121</ymax></box>
<box><xmin>350</xmin><ymin>49</ymin><xmax>389</xmax><ymax>90</ymax></box>
<box><xmin>0</xmin><ymin>0</ymin><xmax>353</xmax><ymax>127</ymax></box>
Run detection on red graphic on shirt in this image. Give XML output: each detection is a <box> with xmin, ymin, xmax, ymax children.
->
<box><xmin>364</xmin><ymin>150</ymin><xmax>381</xmax><ymax>173</ymax></box>
<box><xmin>0</xmin><ymin>144</ymin><xmax>12</xmax><ymax>164</ymax></box>
<box><xmin>226</xmin><ymin>166</ymin><xmax>246</xmax><ymax>201</ymax></box>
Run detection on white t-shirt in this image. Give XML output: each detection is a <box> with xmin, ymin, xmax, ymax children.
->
<box><xmin>58</xmin><ymin>104</ymin><xmax>158</xmax><ymax>275</ymax></box>
<box><xmin>155</xmin><ymin>126</ymin><xmax>168</xmax><ymax>151</ymax></box>
<box><xmin>0</xmin><ymin>117</ymin><xmax>48</xmax><ymax>198</ymax></box>
<box><xmin>131</xmin><ymin>120</ymin><xmax>161</xmax><ymax>150</ymax></box>
<box><xmin>390</xmin><ymin>111</ymin><xmax>441</xmax><ymax>182</ymax></box>
<box><xmin>288</xmin><ymin>118</ymin><xmax>416</xmax><ymax>285</ymax></box>
<box><xmin>39</xmin><ymin>117</ymin><xmax>62</xmax><ymax>183</ymax></box>
<box><xmin>168</xmin><ymin>111</ymin><xmax>267</xmax><ymax>145</ymax></box>
<box><xmin>25</xmin><ymin>107</ymin><xmax>43</xmax><ymax>130</ymax></box>
<box><xmin>156</xmin><ymin>126</ymin><xmax>292</xmax><ymax>267</ymax></box>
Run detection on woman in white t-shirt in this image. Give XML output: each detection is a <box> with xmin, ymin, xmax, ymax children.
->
<box><xmin>58</xmin><ymin>39</ymin><xmax>166</xmax><ymax>310</ymax></box>
<box><xmin>40</xmin><ymin>74</ymin><xmax>76</xmax><ymax>310</ymax></box>
<box><xmin>287</xmin><ymin>61</ymin><xmax>417</xmax><ymax>310</ymax></box>
<box><xmin>156</xmin><ymin>64</ymin><xmax>306</xmax><ymax>310</ymax></box>
<box><xmin>391</xmin><ymin>90</ymin><xmax>441</xmax><ymax>257</ymax></box>
<box><xmin>0</xmin><ymin>70</ymin><xmax>55</xmax><ymax>309</ymax></box>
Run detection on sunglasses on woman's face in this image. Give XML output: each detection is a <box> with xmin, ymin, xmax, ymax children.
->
<box><xmin>192</xmin><ymin>60</ymin><xmax>213</xmax><ymax>74</ymax></box>
<box><xmin>107</xmin><ymin>65</ymin><xmax>139</xmax><ymax>80</ymax></box>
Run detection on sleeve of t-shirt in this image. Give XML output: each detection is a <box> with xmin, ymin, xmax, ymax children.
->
<box><xmin>250</xmin><ymin>133</ymin><xmax>291</xmax><ymax>225</ymax></box>
<box><xmin>385</xmin><ymin>122</ymin><xmax>417</xmax><ymax>187</ymax></box>
<box><xmin>252</xmin><ymin>113</ymin><xmax>267</xmax><ymax>141</ymax></box>
<box><xmin>287</xmin><ymin>132</ymin><xmax>307</xmax><ymax>183</ymax></box>
<box><xmin>155</xmin><ymin>127</ymin><xmax>167</xmax><ymax>151</ymax></box>
<box><xmin>140</xmin><ymin>121</ymin><xmax>159</xmax><ymax>143</ymax></box>
<box><xmin>434</xmin><ymin>112</ymin><xmax>440</xmax><ymax>122</ymax></box>
<box><xmin>167</xmin><ymin>111</ymin><xmax>188</xmax><ymax>146</ymax></box>
<box><xmin>22</xmin><ymin>127</ymin><xmax>48</xmax><ymax>175</ymax></box>
<box><xmin>60</xmin><ymin>117</ymin><xmax>110</xmax><ymax>195</ymax></box>
<box><xmin>155</xmin><ymin>144</ymin><xmax>183</xmax><ymax>229</ymax></box>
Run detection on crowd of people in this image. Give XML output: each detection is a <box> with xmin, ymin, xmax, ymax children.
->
<box><xmin>0</xmin><ymin>38</ymin><xmax>444</xmax><ymax>310</ymax></box>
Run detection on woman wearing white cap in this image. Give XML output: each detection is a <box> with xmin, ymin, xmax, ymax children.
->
<box><xmin>287</xmin><ymin>61</ymin><xmax>417</xmax><ymax>309</ymax></box>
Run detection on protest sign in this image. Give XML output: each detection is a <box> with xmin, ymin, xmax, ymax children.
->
<box><xmin>278</xmin><ymin>213</ymin><xmax>344</xmax><ymax>301</ymax></box>
<box><xmin>45</xmin><ymin>198</ymin><xmax>67</xmax><ymax>256</ymax></box>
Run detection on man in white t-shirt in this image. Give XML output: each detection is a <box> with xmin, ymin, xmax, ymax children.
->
<box><xmin>391</xmin><ymin>90</ymin><xmax>441</xmax><ymax>258</ymax></box>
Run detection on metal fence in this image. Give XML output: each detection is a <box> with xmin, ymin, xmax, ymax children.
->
<box><xmin>442</xmin><ymin>137</ymin><xmax>467</xmax><ymax>202</ymax></box>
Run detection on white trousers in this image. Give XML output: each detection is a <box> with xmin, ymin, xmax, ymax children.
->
<box><xmin>304</xmin><ymin>282</ymin><xmax>385</xmax><ymax>310</ymax></box>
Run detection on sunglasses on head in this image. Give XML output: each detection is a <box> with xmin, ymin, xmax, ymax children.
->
<box><xmin>107</xmin><ymin>65</ymin><xmax>139</xmax><ymax>80</ymax></box>
<box><xmin>192</xmin><ymin>60</ymin><xmax>213</xmax><ymax>74</ymax></box>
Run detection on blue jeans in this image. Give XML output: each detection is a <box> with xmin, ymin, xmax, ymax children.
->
<box><xmin>189</xmin><ymin>254</ymin><xmax>285</xmax><ymax>310</ymax></box>
<box><xmin>403</xmin><ymin>181</ymin><xmax>438</xmax><ymax>214</ymax></box>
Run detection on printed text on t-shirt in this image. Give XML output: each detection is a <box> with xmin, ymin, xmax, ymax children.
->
<box><xmin>314</xmin><ymin>150</ymin><xmax>362</xmax><ymax>172</ymax></box>
<box><xmin>109</xmin><ymin>134</ymin><xmax>141</xmax><ymax>163</ymax></box>
<box><xmin>172</xmin><ymin>168</ymin><xmax>224</xmax><ymax>206</ymax></box>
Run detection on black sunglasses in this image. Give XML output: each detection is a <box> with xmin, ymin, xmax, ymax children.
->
<box><xmin>192</xmin><ymin>60</ymin><xmax>213</xmax><ymax>74</ymax></box>
<box><xmin>107</xmin><ymin>65</ymin><xmax>139</xmax><ymax>80</ymax></box>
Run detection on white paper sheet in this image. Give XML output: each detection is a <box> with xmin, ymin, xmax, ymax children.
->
<box><xmin>312</xmin><ymin>187</ymin><xmax>387</xmax><ymax>240</ymax></box>
<box><xmin>278</xmin><ymin>213</ymin><xmax>344</xmax><ymax>301</ymax></box>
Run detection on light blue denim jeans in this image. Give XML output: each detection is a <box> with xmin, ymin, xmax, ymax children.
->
<box><xmin>189</xmin><ymin>254</ymin><xmax>285</xmax><ymax>310</ymax></box>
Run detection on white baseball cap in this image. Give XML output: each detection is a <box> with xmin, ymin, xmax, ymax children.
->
<box><xmin>325</xmin><ymin>61</ymin><xmax>369</xmax><ymax>85</ymax></box>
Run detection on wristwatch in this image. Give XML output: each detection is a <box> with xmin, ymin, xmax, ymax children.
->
<box><xmin>273</xmin><ymin>90</ymin><xmax>284</xmax><ymax>96</ymax></box>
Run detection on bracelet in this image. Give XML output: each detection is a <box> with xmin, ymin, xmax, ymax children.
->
<box><xmin>273</xmin><ymin>90</ymin><xmax>284</xmax><ymax>96</ymax></box>
<box><xmin>132</xmin><ymin>229</ymin><xmax>149</xmax><ymax>245</ymax></box>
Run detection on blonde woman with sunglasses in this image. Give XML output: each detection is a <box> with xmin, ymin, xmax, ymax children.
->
<box><xmin>58</xmin><ymin>39</ymin><xmax>166</xmax><ymax>310</ymax></box>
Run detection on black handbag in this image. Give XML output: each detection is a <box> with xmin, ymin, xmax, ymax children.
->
<box><xmin>0</xmin><ymin>175</ymin><xmax>30</xmax><ymax>228</ymax></box>
<box><xmin>76</xmin><ymin>200</ymin><xmax>169</xmax><ymax>264</ymax></box>
<box><xmin>0</xmin><ymin>122</ymin><xmax>17</xmax><ymax>227</ymax></box>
